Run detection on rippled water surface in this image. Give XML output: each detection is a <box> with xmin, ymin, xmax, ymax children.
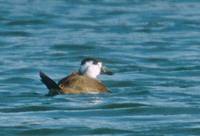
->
<box><xmin>1</xmin><ymin>0</ymin><xmax>200</xmax><ymax>135</ymax></box>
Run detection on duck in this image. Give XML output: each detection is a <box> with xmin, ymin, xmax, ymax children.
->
<box><xmin>39</xmin><ymin>57</ymin><xmax>113</xmax><ymax>96</ymax></box>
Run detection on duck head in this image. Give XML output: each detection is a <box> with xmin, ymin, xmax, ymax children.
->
<box><xmin>79</xmin><ymin>58</ymin><xmax>113</xmax><ymax>79</ymax></box>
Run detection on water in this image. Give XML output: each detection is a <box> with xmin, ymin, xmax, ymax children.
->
<box><xmin>0</xmin><ymin>0</ymin><xmax>200</xmax><ymax>135</ymax></box>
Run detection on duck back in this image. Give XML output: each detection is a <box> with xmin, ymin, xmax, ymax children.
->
<box><xmin>58</xmin><ymin>73</ymin><xmax>108</xmax><ymax>94</ymax></box>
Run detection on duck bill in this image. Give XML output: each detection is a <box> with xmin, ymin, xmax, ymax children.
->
<box><xmin>101</xmin><ymin>66</ymin><xmax>113</xmax><ymax>75</ymax></box>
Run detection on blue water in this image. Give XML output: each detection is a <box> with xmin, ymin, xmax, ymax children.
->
<box><xmin>1</xmin><ymin>0</ymin><xmax>200</xmax><ymax>135</ymax></box>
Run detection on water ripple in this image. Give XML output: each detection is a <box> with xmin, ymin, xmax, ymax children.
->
<box><xmin>0</xmin><ymin>0</ymin><xmax>200</xmax><ymax>135</ymax></box>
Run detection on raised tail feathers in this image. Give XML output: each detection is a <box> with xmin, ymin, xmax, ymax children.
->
<box><xmin>39</xmin><ymin>71</ymin><xmax>63</xmax><ymax>96</ymax></box>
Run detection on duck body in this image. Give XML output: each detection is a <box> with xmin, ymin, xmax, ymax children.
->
<box><xmin>39</xmin><ymin>58</ymin><xmax>113</xmax><ymax>96</ymax></box>
<box><xmin>40</xmin><ymin>72</ymin><xmax>108</xmax><ymax>96</ymax></box>
<box><xmin>58</xmin><ymin>72</ymin><xmax>108</xmax><ymax>94</ymax></box>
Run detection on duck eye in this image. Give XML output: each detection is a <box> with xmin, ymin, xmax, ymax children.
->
<box><xmin>93</xmin><ymin>61</ymin><xmax>98</xmax><ymax>65</ymax></box>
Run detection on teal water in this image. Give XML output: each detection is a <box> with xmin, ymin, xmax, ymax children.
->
<box><xmin>1</xmin><ymin>0</ymin><xmax>200</xmax><ymax>136</ymax></box>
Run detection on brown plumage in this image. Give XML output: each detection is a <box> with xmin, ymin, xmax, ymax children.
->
<box><xmin>58</xmin><ymin>72</ymin><xmax>108</xmax><ymax>93</ymax></box>
<box><xmin>40</xmin><ymin>58</ymin><xmax>113</xmax><ymax>96</ymax></box>
<box><xmin>40</xmin><ymin>72</ymin><xmax>108</xmax><ymax>96</ymax></box>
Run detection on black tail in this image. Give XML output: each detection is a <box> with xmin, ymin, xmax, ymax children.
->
<box><xmin>39</xmin><ymin>71</ymin><xmax>62</xmax><ymax>96</ymax></box>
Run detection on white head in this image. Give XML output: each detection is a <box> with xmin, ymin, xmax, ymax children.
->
<box><xmin>79</xmin><ymin>58</ymin><xmax>113</xmax><ymax>79</ymax></box>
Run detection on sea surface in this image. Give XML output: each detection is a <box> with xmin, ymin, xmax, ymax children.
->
<box><xmin>0</xmin><ymin>0</ymin><xmax>200</xmax><ymax>136</ymax></box>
